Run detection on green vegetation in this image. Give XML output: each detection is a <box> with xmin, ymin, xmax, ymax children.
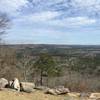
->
<box><xmin>34</xmin><ymin>53</ymin><xmax>62</xmax><ymax>86</ymax></box>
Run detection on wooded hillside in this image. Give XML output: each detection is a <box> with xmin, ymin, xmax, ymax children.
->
<box><xmin>0</xmin><ymin>44</ymin><xmax>100</xmax><ymax>92</ymax></box>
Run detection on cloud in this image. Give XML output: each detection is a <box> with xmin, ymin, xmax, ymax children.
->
<box><xmin>72</xmin><ymin>0</ymin><xmax>100</xmax><ymax>13</ymax></box>
<box><xmin>1</xmin><ymin>0</ymin><xmax>100</xmax><ymax>19</ymax></box>
<box><xmin>49</xmin><ymin>17</ymin><xmax>96</xmax><ymax>27</ymax></box>
<box><xmin>14</xmin><ymin>14</ymin><xmax>96</xmax><ymax>28</ymax></box>
<box><xmin>25</xmin><ymin>0</ymin><xmax>100</xmax><ymax>18</ymax></box>
<box><xmin>14</xmin><ymin>11</ymin><xmax>60</xmax><ymax>23</ymax></box>
<box><xmin>1</xmin><ymin>0</ymin><xmax>100</xmax><ymax>18</ymax></box>
<box><xmin>1</xmin><ymin>0</ymin><xmax>97</xmax><ymax>29</ymax></box>
<box><xmin>73</xmin><ymin>0</ymin><xmax>100</xmax><ymax>7</ymax></box>
<box><xmin>0</xmin><ymin>0</ymin><xmax>28</xmax><ymax>14</ymax></box>
<box><xmin>1</xmin><ymin>0</ymin><xmax>100</xmax><ymax>45</ymax></box>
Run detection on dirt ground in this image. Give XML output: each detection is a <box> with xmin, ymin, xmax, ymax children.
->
<box><xmin>0</xmin><ymin>89</ymin><xmax>89</xmax><ymax>100</ymax></box>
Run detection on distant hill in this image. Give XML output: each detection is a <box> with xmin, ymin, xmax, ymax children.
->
<box><xmin>1</xmin><ymin>44</ymin><xmax>100</xmax><ymax>56</ymax></box>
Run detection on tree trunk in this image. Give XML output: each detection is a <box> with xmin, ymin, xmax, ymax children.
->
<box><xmin>40</xmin><ymin>70</ymin><xmax>43</xmax><ymax>86</ymax></box>
<box><xmin>24</xmin><ymin>66</ymin><xmax>27</xmax><ymax>82</ymax></box>
<box><xmin>24</xmin><ymin>70</ymin><xmax>27</xmax><ymax>82</ymax></box>
<box><xmin>46</xmin><ymin>76</ymin><xmax>49</xmax><ymax>87</ymax></box>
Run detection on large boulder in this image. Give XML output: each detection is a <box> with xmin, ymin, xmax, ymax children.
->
<box><xmin>55</xmin><ymin>86</ymin><xmax>70</xmax><ymax>95</ymax></box>
<box><xmin>0</xmin><ymin>78</ymin><xmax>8</xmax><ymax>89</ymax></box>
<box><xmin>44</xmin><ymin>88</ymin><xmax>57</xmax><ymax>95</ymax></box>
<box><xmin>80</xmin><ymin>92</ymin><xmax>90</xmax><ymax>98</ymax></box>
<box><xmin>45</xmin><ymin>86</ymin><xmax>70</xmax><ymax>95</ymax></box>
<box><xmin>20</xmin><ymin>82</ymin><xmax>35</xmax><ymax>93</ymax></box>
<box><xmin>10</xmin><ymin>78</ymin><xmax>20</xmax><ymax>92</ymax></box>
<box><xmin>8</xmin><ymin>80</ymin><xmax>13</xmax><ymax>88</ymax></box>
<box><xmin>89</xmin><ymin>93</ymin><xmax>100</xmax><ymax>99</ymax></box>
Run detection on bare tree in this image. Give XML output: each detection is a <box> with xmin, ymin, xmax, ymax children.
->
<box><xmin>0</xmin><ymin>12</ymin><xmax>10</xmax><ymax>42</ymax></box>
<box><xmin>16</xmin><ymin>53</ymin><xmax>35</xmax><ymax>82</ymax></box>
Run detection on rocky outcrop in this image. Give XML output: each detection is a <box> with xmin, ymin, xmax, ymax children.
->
<box><xmin>10</xmin><ymin>78</ymin><xmax>20</xmax><ymax>91</ymax></box>
<box><xmin>89</xmin><ymin>93</ymin><xmax>100</xmax><ymax>99</ymax></box>
<box><xmin>20</xmin><ymin>82</ymin><xmax>35</xmax><ymax>93</ymax></box>
<box><xmin>0</xmin><ymin>78</ymin><xmax>8</xmax><ymax>89</ymax></box>
<box><xmin>45</xmin><ymin>88</ymin><xmax>57</xmax><ymax>95</ymax></box>
<box><xmin>55</xmin><ymin>86</ymin><xmax>70</xmax><ymax>95</ymax></box>
<box><xmin>8</xmin><ymin>80</ymin><xmax>13</xmax><ymax>88</ymax></box>
<box><xmin>45</xmin><ymin>86</ymin><xmax>70</xmax><ymax>95</ymax></box>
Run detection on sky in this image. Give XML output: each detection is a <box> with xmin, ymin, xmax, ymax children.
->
<box><xmin>0</xmin><ymin>0</ymin><xmax>100</xmax><ymax>45</ymax></box>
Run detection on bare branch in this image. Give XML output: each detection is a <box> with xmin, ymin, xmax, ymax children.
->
<box><xmin>0</xmin><ymin>12</ymin><xmax>10</xmax><ymax>42</ymax></box>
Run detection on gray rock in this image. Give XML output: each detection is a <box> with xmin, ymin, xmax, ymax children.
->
<box><xmin>44</xmin><ymin>88</ymin><xmax>57</xmax><ymax>95</ymax></box>
<box><xmin>0</xmin><ymin>78</ymin><xmax>8</xmax><ymax>89</ymax></box>
<box><xmin>89</xmin><ymin>93</ymin><xmax>100</xmax><ymax>99</ymax></box>
<box><xmin>10</xmin><ymin>78</ymin><xmax>20</xmax><ymax>92</ymax></box>
<box><xmin>20</xmin><ymin>82</ymin><xmax>35</xmax><ymax>93</ymax></box>
<box><xmin>44</xmin><ymin>86</ymin><xmax>70</xmax><ymax>95</ymax></box>
<box><xmin>8</xmin><ymin>80</ymin><xmax>13</xmax><ymax>88</ymax></box>
<box><xmin>55</xmin><ymin>86</ymin><xmax>70</xmax><ymax>95</ymax></box>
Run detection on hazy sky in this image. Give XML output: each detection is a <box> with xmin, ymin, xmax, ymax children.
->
<box><xmin>1</xmin><ymin>0</ymin><xmax>100</xmax><ymax>44</ymax></box>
